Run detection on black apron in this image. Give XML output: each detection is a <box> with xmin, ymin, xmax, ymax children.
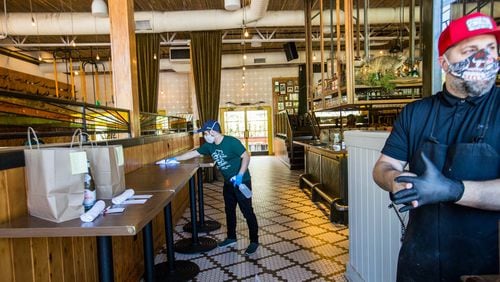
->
<box><xmin>397</xmin><ymin>95</ymin><xmax>500</xmax><ymax>282</ymax></box>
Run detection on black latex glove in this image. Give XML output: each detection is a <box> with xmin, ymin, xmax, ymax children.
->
<box><xmin>392</xmin><ymin>153</ymin><xmax>465</xmax><ymax>212</ymax></box>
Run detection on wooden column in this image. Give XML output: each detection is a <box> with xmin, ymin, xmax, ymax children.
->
<box><xmin>108</xmin><ymin>0</ymin><xmax>141</xmax><ymax>137</ymax></box>
<box><xmin>304</xmin><ymin>0</ymin><xmax>313</xmax><ymax>111</ymax></box>
<box><xmin>344</xmin><ymin>0</ymin><xmax>355</xmax><ymax>104</ymax></box>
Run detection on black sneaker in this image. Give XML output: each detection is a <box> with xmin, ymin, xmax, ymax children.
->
<box><xmin>218</xmin><ymin>238</ymin><xmax>237</xmax><ymax>248</ymax></box>
<box><xmin>245</xmin><ymin>242</ymin><xmax>259</xmax><ymax>255</ymax></box>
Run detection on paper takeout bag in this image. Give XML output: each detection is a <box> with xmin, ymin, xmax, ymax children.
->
<box><xmin>24</xmin><ymin>128</ymin><xmax>85</xmax><ymax>223</ymax></box>
<box><xmin>84</xmin><ymin>144</ymin><xmax>125</xmax><ymax>199</ymax></box>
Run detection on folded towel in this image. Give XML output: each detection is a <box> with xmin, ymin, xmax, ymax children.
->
<box><xmin>112</xmin><ymin>188</ymin><xmax>135</xmax><ymax>205</ymax></box>
<box><xmin>165</xmin><ymin>159</ymin><xmax>180</xmax><ymax>165</ymax></box>
<box><xmin>80</xmin><ymin>200</ymin><xmax>106</xmax><ymax>222</ymax></box>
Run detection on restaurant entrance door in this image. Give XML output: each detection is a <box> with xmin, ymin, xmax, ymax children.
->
<box><xmin>220</xmin><ymin>106</ymin><xmax>273</xmax><ymax>155</ymax></box>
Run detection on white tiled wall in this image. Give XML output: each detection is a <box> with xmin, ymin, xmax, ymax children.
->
<box><xmin>157</xmin><ymin>72</ymin><xmax>192</xmax><ymax>115</ymax></box>
<box><xmin>157</xmin><ymin>66</ymin><xmax>298</xmax><ymax>118</ymax></box>
<box><xmin>220</xmin><ymin>67</ymin><xmax>297</xmax><ymax>107</ymax></box>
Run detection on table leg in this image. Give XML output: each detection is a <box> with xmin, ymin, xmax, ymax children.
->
<box><xmin>154</xmin><ymin>203</ymin><xmax>200</xmax><ymax>281</ymax></box>
<box><xmin>143</xmin><ymin>222</ymin><xmax>154</xmax><ymax>282</ymax></box>
<box><xmin>97</xmin><ymin>236</ymin><xmax>114</xmax><ymax>282</ymax></box>
<box><xmin>175</xmin><ymin>175</ymin><xmax>217</xmax><ymax>253</ymax></box>
<box><xmin>183</xmin><ymin>168</ymin><xmax>221</xmax><ymax>233</ymax></box>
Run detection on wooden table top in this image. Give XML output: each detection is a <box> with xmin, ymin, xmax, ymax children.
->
<box><xmin>0</xmin><ymin>191</ymin><xmax>175</xmax><ymax>238</ymax></box>
<box><xmin>126</xmin><ymin>163</ymin><xmax>199</xmax><ymax>193</ymax></box>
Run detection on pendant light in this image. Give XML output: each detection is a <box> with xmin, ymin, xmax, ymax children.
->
<box><xmin>91</xmin><ymin>0</ymin><xmax>108</xmax><ymax>17</ymax></box>
<box><xmin>224</xmin><ymin>0</ymin><xmax>240</xmax><ymax>11</ymax></box>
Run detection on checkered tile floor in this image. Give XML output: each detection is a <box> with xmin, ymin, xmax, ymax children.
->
<box><xmin>154</xmin><ymin>156</ymin><xmax>349</xmax><ymax>281</ymax></box>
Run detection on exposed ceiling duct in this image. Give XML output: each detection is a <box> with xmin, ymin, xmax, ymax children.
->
<box><xmin>0</xmin><ymin>6</ymin><xmax>430</xmax><ymax>37</ymax></box>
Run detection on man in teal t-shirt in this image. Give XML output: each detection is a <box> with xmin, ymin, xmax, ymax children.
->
<box><xmin>170</xmin><ymin>120</ymin><xmax>259</xmax><ymax>255</ymax></box>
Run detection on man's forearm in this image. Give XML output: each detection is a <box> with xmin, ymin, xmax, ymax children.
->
<box><xmin>373</xmin><ymin>162</ymin><xmax>403</xmax><ymax>192</ymax></box>
<box><xmin>458</xmin><ymin>178</ymin><xmax>500</xmax><ymax>210</ymax></box>
<box><xmin>176</xmin><ymin>150</ymin><xmax>200</xmax><ymax>161</ymax></box>
<box><xmin>238</xmin><ymin>152</ymin><xmax>250</xmax><ymax>175</ymax></box>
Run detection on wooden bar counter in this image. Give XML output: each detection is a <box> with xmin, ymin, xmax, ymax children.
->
<box><xmin>0</xmin><ymin>132</ymin><xmax>195</xmax><ymax>282</ymax></box>
<box><xmin>0</xmin><ymin>192</ymin><xmax>174</xmax><ymax>238</ymax></box>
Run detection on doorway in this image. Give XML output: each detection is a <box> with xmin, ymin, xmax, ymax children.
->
<box><xmin>219</xmin><ymin>106</ymin><xmax>273</xmax><ymax>156</ymax></box>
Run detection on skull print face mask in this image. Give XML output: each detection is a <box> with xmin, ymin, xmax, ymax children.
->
<box><xmin>443</xmin><ymin>48</ymin><xmax>499</xmax><ymax>81</ymax></box>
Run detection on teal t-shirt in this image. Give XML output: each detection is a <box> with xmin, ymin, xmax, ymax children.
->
<box><xmin>196</xmin><ymin>135</ymin><xmax>251</xmax><ymax>182</ymax></box>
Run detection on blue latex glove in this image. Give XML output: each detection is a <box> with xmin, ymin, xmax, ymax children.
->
<box><xmin>392</xmin><ymin>153</ymin><xmax>464</xmax><ymax>212</ymax></box>
<box><xmin>232</xmin><ymin>173</ymin><xmax>244</xmax><ymax>187</ymax></box>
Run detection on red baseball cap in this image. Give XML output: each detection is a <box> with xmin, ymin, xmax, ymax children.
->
<box><xmin>438</xmin><ymin>12</ymin><xmax>500</xmax><ymax>56</ymax></box>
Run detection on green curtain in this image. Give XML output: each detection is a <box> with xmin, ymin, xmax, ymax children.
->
<box><xmin>136</xmin><ymin>33</ymin><xmax>160</xmax><ymax>113</ymax></box>
<box><xmin>190</xmin><ymin>31</ymin><xmax>222</xmax><ymax>125</ymax></box>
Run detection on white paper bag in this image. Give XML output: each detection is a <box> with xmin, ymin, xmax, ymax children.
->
<box><xmin>84</xmin><ymin>145</ymin><xmax>126</xmax><ymax>199</ymax></box>
<box><xmin>24</xmin><ymin>128</ymin><xmax>85</xmax><ymax>223</ymax></box>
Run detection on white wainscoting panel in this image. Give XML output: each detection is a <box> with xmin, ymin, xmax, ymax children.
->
<box><xmin>344</xmin><ymin>130</ymin><xmax>403</xmax><ymax>282</ymax></box>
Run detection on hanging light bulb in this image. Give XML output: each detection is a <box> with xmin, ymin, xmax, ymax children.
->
<box><xmin>243</xmin><ymin>54</ymin><xmax>247</xmax><ymax>60</ymax></box>
<box><xmin>244</xmin><ymin>29</ymin><xmax>249</xmax><ymax>38</ymax></box>
<box><xmin>31</xmin><ymin>16</ymin><xmax>36</xmax><ymax>27</ymax></box>
<box><xmin>242</xmin><ymin>66</ymin><xmax>246</xmax><ymax>71</ymax></box>
<box><xmin>71</xmin><ymin>40</ymin><xmax>76</xmax><ymax>47</ymax></box>
<box><xmin>74</xmin><ymin>70</ymin><xmax>79</xmax><ymax>75</ymax></box>
<box><xmin>313</xmin><ymin>53</ymin><xmax>317</xmax><ymax>61</ymax></box>
<box><xmin>242</xmin><ymin>75</ymin><xmax>245</xmax><ymax>80</ymax></box>
<box><xmin>153</xmin><ymin>53</ymin><xmax>157</xmax><ymax>60</ymax></box>
<box><xmin>38</xmin><ymin>54</ymin><xmax>42</xmax><ymax>61</ymax></box>
<box><xmin>96</xmin><ymin>53</ymin><xmax>100</xmax><ymax>60</ymax></box>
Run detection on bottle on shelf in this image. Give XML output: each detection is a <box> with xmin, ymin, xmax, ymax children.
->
<box><xmin>83</xmin><ymin>161</ymin><xmax>97</xmax><ymax>212</ymax></box>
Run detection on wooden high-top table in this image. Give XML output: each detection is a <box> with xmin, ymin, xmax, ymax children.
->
<box><xmin>0</xmin><ymin>191</ymin><xmax>174</xmax><ymax>282</ymax></box>
<box><xmin>177</xmin><ymin>157</ymin><xmax>221</xmax><ymax>233</ymax></box>
<box><xmin>125</xmin><ymin>163</ymin><xmax>217</xmax><ymax>256</ymax></box>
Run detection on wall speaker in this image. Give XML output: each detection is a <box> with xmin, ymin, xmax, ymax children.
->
<box><xmin>283</xmin><ymin>42</ymin><xmax>298</xmax><ymax>61</ymax></box>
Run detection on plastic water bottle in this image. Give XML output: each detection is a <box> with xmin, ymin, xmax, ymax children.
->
<box><xmin>238</xmin><ymin>183</ymin><xmax>253</xmax><ymax>199</ymax></box>
<box><xmin>230</xmin><ymin>176</ymin><xmax>252</xmax><ymax>199</ymax></box>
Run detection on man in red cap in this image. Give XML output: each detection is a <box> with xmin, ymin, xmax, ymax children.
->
<box><xmin>373</xmin><ymin>12</ymin><xmax>499</xmax><ymax>281</ymax></box>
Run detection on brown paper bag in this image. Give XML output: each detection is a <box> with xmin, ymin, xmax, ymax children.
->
<box><xmin>84</xmin><ymin>145</ymin><xmax>125</xmax><ymax>199</ymax></box>
<box><xmin>24</xmin><ymin>128</ymin><xmax>85</xmax><ymax>223</ymax></box>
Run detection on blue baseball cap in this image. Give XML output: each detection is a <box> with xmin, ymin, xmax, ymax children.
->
<box><xmin>195</xmin><ymin>120</ymin><xmax>221</xmax><ymax>133</ymax></box>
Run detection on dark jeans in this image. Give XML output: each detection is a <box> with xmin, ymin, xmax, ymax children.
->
<box><xmin>223</xmin><ymin>180</ymin><xmax>259</xmax><ymax>243</ymax></box>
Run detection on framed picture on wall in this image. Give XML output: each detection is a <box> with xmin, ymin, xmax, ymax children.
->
<box><xmin>278</xmin><ymin>102</ymin><xmax>284</xmax><ymax>110</ymax></box>
<box><xmin>294</xmin><ymin>85</ymin><xmax>299</xmax><ymax>92</ymax></box>
<box><xmin>287</xmin><ymin>86</ymin><xmax>293</xmax><ymax>93</ymax></box>
<box><xmin>279</xmin><ymin>83</ymin><xmax>286</xmax><ymax>94</ymax></box>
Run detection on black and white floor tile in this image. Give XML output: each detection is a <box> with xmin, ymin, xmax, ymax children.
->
<box><xmin>155</xmin><ymin>156</ymin><xmax>349</xmax><ymax>281</ymax></box>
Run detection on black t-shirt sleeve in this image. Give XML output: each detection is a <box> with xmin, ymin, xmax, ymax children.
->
<box><xmin>381</xmin><ymin>105</ymin><xmax>412</xmax><ymax>162</ymax></box>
